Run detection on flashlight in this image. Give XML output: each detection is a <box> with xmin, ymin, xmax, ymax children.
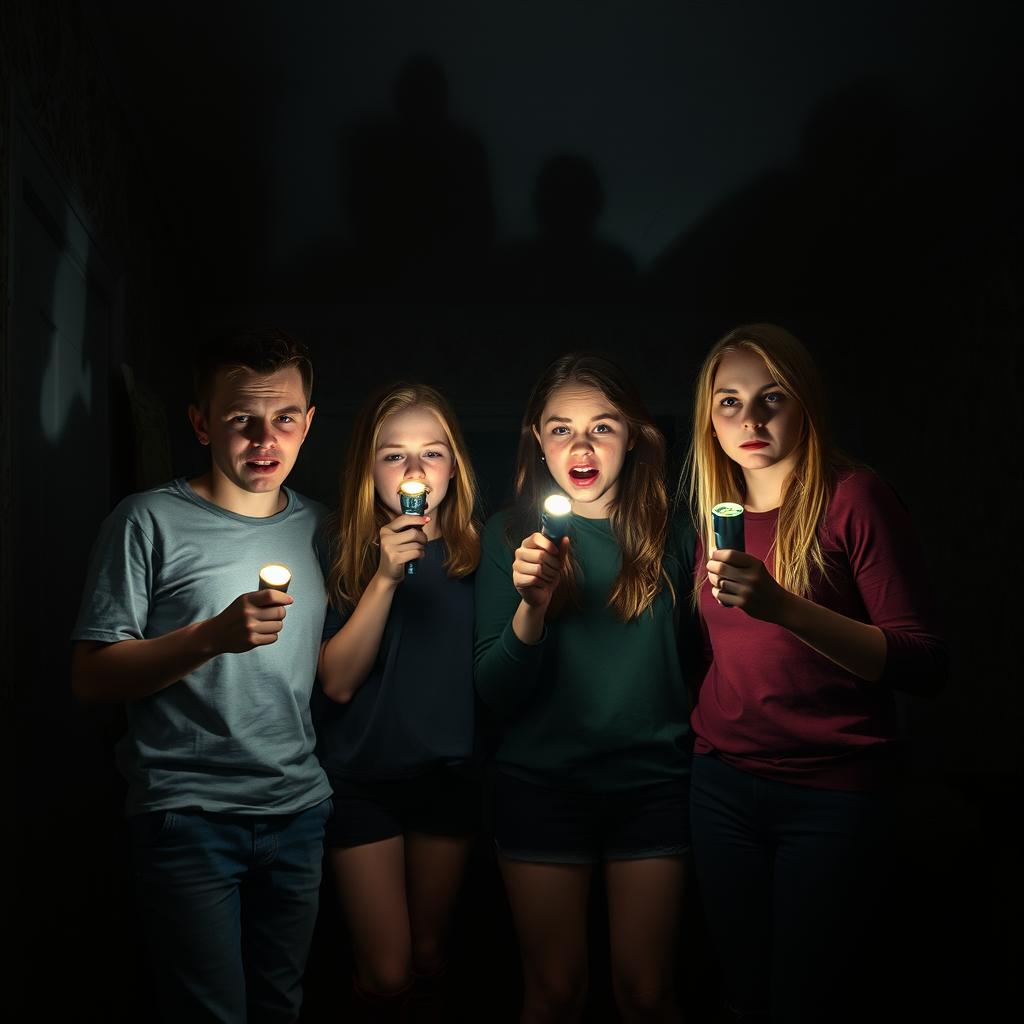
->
<box><xmin>711</xmin><ymin>502</ymin><xmax>745</xmax><ymax>553</ymax></box>
<box><xmin>541</xmin><ymin>494</ymin><xmax>572</xmax><ymax>543</ymax></box>
<box><xmin>258</xmin><ymin>563</ymin><xmax>292</xmax><ymax>593</ymax></box>
<box><xmin>398</xmin><ymin>481</ymin><xmax>428</xmax><ymax>576</ymax></box>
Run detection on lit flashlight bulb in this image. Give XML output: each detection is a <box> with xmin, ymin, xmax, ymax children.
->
<box><xmin>541</xmin><ymin>493</ymin><xmax>572</xmax><ymax>543</ymax></box>
<box><xmin>258</xmin><ymin>563</ymin><xmax>292</xmax><ymax>593</ymax></box>
<box><xmin>711</xmin><ymin>502</ymin><xmax>745</xmax><ymax>553</ymax></box>
<box><xmin>398</xmin><ymin>481</ymin><xmax>428</xmax><ymax>576</ymax></box>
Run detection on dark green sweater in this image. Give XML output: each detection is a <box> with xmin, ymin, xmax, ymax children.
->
<box><xmin>474</xmin><ymin>510</ymin><xmax>695</xmax><ymax>792</ymax></box>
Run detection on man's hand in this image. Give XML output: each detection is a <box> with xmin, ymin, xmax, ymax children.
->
<box><xmin>204</xmin><ymin>589</ymin><xmax>295</xmax><ymax>653</ymax></box>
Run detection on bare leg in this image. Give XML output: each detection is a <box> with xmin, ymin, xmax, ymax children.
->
<box><xmin>404</xmin><ymin>831</ymin><xmax>473</xmax><ymax>976</ymax></box>
<box><xmin>606</xmin><ymin>856</ymin><xmax>686</xmax><ymax>1023</ymax></box>
<box><xmin>500</xmin><ymin>857</ymin><xmax>593</xmax><ymax>1024</ymax></box>
<box><xmin>329</xmin><ymin>836</ymin><xmax>411</xmax><ymax>996</ymax></box>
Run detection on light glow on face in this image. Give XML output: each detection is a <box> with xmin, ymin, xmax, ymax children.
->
<box><xmin>543</xmin><ymin>494</ymin><xmax>572</xmax><ymax>517</ymax></box>
<box><xmin>373</xmin><ymin>406</ymin><xmax>455</xmax><ymax>533</ymax></box>
<box><xmin>710</xmin><ymin>350</ymin><xmax>803</xmax><ymax>474</ymax></box>
<box><xmin>193</xmin><ymin>367</ymin><xmax>314</xmax><ymax>499</ymax></box>
<box><xmin>533</xmin><ymin>384</ymin><xmax>629</xmax><ymax>520</ymax></box>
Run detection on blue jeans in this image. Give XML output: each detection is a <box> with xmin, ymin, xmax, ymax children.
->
<box><xmin>129</xmin><ymin>799</ymin><xmax>331</xmax><ymax>1023</ymax></box>
<box><xmin>690</xmin><ymin>755</ymin><xmax>883</xmax><ymax>1024</ymax></box>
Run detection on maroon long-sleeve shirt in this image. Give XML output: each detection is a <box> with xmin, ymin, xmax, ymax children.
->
<box><xmin>692</xmin><ymin>467</ymin><xmax>947</xmax><ymax>791</ymax></box>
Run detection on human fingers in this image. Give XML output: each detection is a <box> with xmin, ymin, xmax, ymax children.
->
<box><xmin>515</xmin><ymin>545</ymin><xmax>562</xmax><ymax>577</ymax></box>
<box><xmin>522</xmin><ymin>532</ymin><xmax>559</xmax><ymax>557</ymax></box>
<box><xmin>513</xmin><ymin>556</ymin><xmax>559</xmax><ymax>587</ymax></box>
<box><xmin>385</xmin><ymin>513</ymin><xmax>431</xmax><ymax>533</ymax></box>
<box><xmin>251</xmin><ymin>589</ymin><xmax>294</xmax><ymax>607</ymax></box>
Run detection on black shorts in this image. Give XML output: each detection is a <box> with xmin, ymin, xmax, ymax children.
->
<box><xmin>325</xmin><ymin>764</ymin><xmax>481</xmax><ymax>848</ymax></box>
<box><xmin>493</xmin><ymin>771</ymin><xmax>691</xmax><ymax>864</ymax></box>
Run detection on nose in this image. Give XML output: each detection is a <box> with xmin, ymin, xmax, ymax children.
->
<box><xmin>250</xmin><ymin>418</ymin><xmax>278</xmax><ymax>447</ymax></box>
<box><xmin>404</xmin><ymin>456</ymin><xmax>426</xmax><ymax>479</ymax></box>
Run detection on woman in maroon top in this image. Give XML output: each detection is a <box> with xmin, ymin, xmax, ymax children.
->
<box><xmin>684</xmin><ymin>324</ymin><xmax>945</xmax><ymax>1024</ymax></box>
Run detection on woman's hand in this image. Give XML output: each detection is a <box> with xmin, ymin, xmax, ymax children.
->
<box><xmin>707</xmin><ymin>549</ymin><xmax>795</xmax><ymax>624</ymax></box>
<box><xmin>375</xmin><ymin>513</ymin><xmax>430</xmax><ymax>583</ymax></box>
<box><xmin>513</xmin><ymin>532</ymin><xmax>568</xmax><ymax>611</ymax></box>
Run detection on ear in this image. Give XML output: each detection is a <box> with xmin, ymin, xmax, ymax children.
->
<box><xmin>300</xmin><ymin>404</ymin><xmax>316</xmax><ymax>443</ymax></box>
<box><xmin>188</xmin><ymin>404</ymin><xmax>210</xmax><ymax>446</ymax></box>
<box><xmin>531</xmin><ymin>424</ymin><xmax>543</xmax><ymax>450</ymax></box>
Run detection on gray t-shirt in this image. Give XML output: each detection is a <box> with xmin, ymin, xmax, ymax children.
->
<box><xmin>72</xmin><ymin>478</ymin><xmax>332</xmax><ymax>816</ymax></box>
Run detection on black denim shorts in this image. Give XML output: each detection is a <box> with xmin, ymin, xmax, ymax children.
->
<box><xmin>493</xmin><ymin>771</ymin><xmax>691</xmax><ymax>864</ymax></box>
<box><xmin>325</xmin><ymin>764</ymin><xmax>481</xmax><ymax>848</ymax></box>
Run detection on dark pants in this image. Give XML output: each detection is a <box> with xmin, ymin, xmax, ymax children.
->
<box><xmin>129</xmin><ymin>799</ymin><xmax>331</xmax><ymax>1023</ymax></box>
<box><xmin>690</xmin><ymin>755</ymin><xmax>882</xmax><ymax>1024</ymax></box>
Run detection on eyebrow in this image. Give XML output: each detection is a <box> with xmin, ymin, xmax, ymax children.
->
<box><xmin>377</xmin><ymin>439</ymin><xmax>451</xmax><ymax>450</ymax></box>
<box><xmin>543</xmin><ymin>411</ymin><xmax>623</xmax><ymax>425</ymax></box>
<box><xmin>225</xmin><ymin>404</ymin><xmax>304</xmax><ymax>416</ymax></box>
<box><xmin>713</xmin><ymin>384</ymin><xmax>783</xmax><ymax>395</ymax></box>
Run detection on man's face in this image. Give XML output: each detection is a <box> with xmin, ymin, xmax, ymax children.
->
<box><xmin>189</xmin><ymin>366</ymin><xmax>315</xmax><ymax>498</ymax></box>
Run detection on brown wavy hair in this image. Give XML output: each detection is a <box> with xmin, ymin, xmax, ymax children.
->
<box><xmin>507</xmin><ymin>352</ymin><xmax>673</xmax><ymax>620</ymax></box>
<box><xmin>327</xmin><ymin>382</ymin><xmax>481</xmax><ymax>610</ymax></box>
<box><xmin>685</xmin><ymin>323</ymin><xmax>852</xmax><ymax>605</ymax></box>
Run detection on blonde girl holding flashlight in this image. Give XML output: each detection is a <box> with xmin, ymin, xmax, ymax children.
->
<box><xmin>685</xmin><ymin>324</ymin><xmax>947</xmax><ymax>1024</ymax></box>
<box><xmin>475</xmin><ymin>352</ymin><xmax>696</xmax><ymax>1024</ymax></box>
<box><xmin>315</xmin><ymin>382</ymin><xmax>481</xmax><ymax>1021</ymax></box>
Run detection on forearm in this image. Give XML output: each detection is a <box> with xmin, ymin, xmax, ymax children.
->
<box><xmin>317</xmin><ymin>575</ymin><xmax>397</xmax><ymax>703</ymax></box>
<box><xmin>71</xmin><ymin>622</ymin><xmax>220</xmax><ymax>703</ymax></box>
<box><xmin>512</xmin><ymin>599</ymin><xmax>547</xmax><ymax>645</ymax></box>
<box><xmin>777</xmin><ymin>595</ymin><xmax>887</xmax><ymax>682</ymax></box>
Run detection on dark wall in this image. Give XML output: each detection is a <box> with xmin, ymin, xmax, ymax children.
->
<box><xmin>3</xmin><ymin>1</ymin><xmax>1021</xmax><ymax>1020</ymax></box>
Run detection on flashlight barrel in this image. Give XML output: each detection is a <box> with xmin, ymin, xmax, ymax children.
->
<box><xmin>540</xmin><ymin>510</ymin><xmax>570</xmax><ymax>544</ymax></box>
<box><xmin>399</xmin><ymin>492</ymin><xmax>427</xmax><ymax>576</ymax></box>
<box><xmin>712</xmin><ymin>504</ymin><xmax>745</xmax><ymax>553</ymax></box>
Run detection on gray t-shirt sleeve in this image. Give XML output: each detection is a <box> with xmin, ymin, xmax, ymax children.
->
<box><xmin>72</xmin><ymin>505</ymin><xmax>158</xmax><ymax>643</ymax></box>
<box><xmin>314</xmin><ymin>526</ymin><xmax>348</xmax><ymax>643</ymax></box>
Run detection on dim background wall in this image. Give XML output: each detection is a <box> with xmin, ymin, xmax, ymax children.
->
<box><xmin>2</xmin><ymin>1</ymin><xmax>1021</xmax><ymax>1019</ymax></box>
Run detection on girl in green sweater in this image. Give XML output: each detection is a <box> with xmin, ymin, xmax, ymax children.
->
<box><xmin>475</xmin><ymin>353</ymin><xmax>695</xmax><ymax>1024</ymax></box>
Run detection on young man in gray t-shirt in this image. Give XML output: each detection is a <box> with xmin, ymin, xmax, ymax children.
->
<box><xmin>72</xmin><ymin>329</ymin><xmax>331</xmax><ymax>1023</ymax></box>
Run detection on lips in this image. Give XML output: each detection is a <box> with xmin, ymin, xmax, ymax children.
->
<box><xmin>245</xmin><ymin>457</ymin><xmax>281</xmax><ymax>474</ymax></box>
<box><xmin>568</xmin><ymin>464</ymin><xmax>599</xmax><ymax>488</ymax></box>
<box><xmin>740</xmin><ymin>441</ymin><xmax>769</xmax><ymax>450</ymax></box>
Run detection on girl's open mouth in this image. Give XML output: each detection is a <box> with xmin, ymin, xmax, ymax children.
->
<box><xmin>568</xmin><ymin>466</ymin><xmax>599</xmax><ymax>487</ymax></box>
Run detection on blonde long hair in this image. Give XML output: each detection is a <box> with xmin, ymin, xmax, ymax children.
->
<box><xmin>508</xmin><ymin>352</ymin><xmax>673</xmax><ymax>621</ymax></box>
<box><xmin>327</xmin><ymin>382</ymin><xmax>481</xmax><ymax>610</ymax></box>
<box><xmin>686</xmin><ymin>324</ymin><xmax>851</xmax><ymax>604</ymax></box>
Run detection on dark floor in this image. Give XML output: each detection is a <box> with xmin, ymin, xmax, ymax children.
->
<box><xmin>10</xmin><ymin>774</ymin><xmax>1019</xmax><ymax>1022</ymax></box>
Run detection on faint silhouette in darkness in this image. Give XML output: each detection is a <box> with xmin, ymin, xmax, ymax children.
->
<box><xmin>344</xmin><ymin>54</ymin><xmax>495</xmax><ymax>300</ymax></box>
<box><xmin>492</xmin><ymin>153</ymin><xmax>637</xmax><ymax>304</ymax></box>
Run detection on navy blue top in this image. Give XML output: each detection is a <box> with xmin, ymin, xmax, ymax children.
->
<box><xmin>313</xmin><ymin>538</ymin><xmax>475</xmax><ymax>781</ymax></box>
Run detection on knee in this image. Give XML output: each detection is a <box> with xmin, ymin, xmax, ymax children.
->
<box><xmin>410</xmin><ymin>938</ymin><xmax>445</xmax><ymax>978</ymax></box>
<box><xmin>612</xmin><ymin>972</ymin><xmax>675</xmax><ymax>1021</ymax></box>
<box><xmin>523</xmin><ymin>969</ymin><xmax>588</xmax><ymax>1021</ymax></box>
<box><xmin>356</xmin><ymin>956</ymin><xmax>412</xmax><ymax>999</ymax></box>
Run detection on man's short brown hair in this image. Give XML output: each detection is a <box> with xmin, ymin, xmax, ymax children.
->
<box><xmin>193</xmin><ymin>327</ymin><xmax>313</xmax><ymax>409</ymax></box>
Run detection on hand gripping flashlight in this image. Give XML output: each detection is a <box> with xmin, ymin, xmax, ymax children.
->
<box><xmin>541</xmin><ymin>494</ymin><xmax>572</xmax><ymax>543</ymax></box>
<box><xmin>711</xmin><ymin>502</ymin><xmax>745</xmax><ymax>553</ymax></box>
<box><xmin>258</xmin><ymin>563</ymin><xmax>292</xmax><ymax>593</ymax></box>
<box><xmin>398</xmin><ymin>481</ymin><xmax>428</xmax><ymax>576</ymax></box>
